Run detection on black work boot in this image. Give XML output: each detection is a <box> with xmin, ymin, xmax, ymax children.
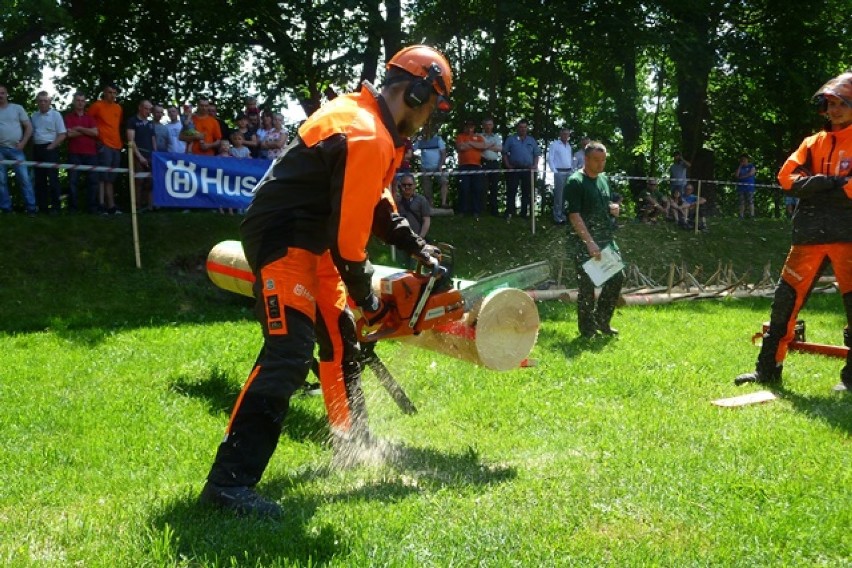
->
<box><xmin>199</xmin><ymin>482</ymin><xmax>282</xmax><ymax>519</ymax></box>
<box><xmin>734</xmin><ymin>364</ymin><xmax>783</xmax><ymax>387</ymax></box>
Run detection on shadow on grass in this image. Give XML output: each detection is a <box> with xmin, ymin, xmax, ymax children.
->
<box><xmin>170</xmin><ymin>365</ymin><xmax>331</xmax><ymax>443</ymax></box>
<box><xmin>170</xmin><ymin>365</ymin><xmax>243</xmax><ymax>415</ymax></box>
<box><xmin>148</xmin><ymin>444</ymin><xmax>514</xmax><ymax>565</ymax></box>
<box><xmin>535</xmin><ymin>324</ymin><xmax>617</xmax><ymax>357</ymax></box>
<box><xmin>148</xmin><ymin>487</ymin><xmax>345</xmax><ymax>565</ymax></box>
<box><xmin>776</xmin><ymin>385</ymin><xmax>852</xmax><ymax>435</ymax></box>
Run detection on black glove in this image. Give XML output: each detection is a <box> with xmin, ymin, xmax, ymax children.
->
<box><xmin>791</xmin><ymin>174</ymin><xmax>846</xmax><ymax>196</ymax></box>
<box><xmin>411</xmin><ymin>244</ymin><xmax>441</xmax><ymax>271</ymax></box>
<box><xmin>360</xmin><ymin>294</ymin><xmax>391</xmax><ymax>325</ymax></box>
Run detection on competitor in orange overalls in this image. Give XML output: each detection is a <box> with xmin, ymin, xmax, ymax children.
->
<box><xmin>736</xmin><ymin>72</ymin><xmax>852</xmax><ymax>391</ymax></box>
<box><xmin>200</xmin><ymin>46</ymin><xmax>453</xmax><ymax>518</ymax></box>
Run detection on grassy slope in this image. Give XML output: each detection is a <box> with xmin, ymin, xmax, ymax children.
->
<box><xmin>1</xmin><ymin>211</ymin><xmax>849</xmax><ymax>567</ymax></box>
<box><xmin>0</xmin><ymin>211</ymin><xmax>793</xmax><ymax>332</ymax></box>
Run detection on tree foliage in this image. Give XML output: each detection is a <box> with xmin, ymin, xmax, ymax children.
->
<box><xmin>2</xmin><ymin>0</ymin><xmax>849</xmax><ymax>210</ymax></box>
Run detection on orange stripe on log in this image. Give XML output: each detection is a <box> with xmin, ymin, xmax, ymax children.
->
<box><xmin>207</xmin><ymin>260</ymin><xmax>256</xmax><ymax>284</ymax></box>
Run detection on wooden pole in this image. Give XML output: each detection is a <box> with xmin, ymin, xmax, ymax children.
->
<box><xmin>128</xmin><ymin>145</ymin><xmax>142</xmax><ymax>269</ymax></box>
<box><xmin>206</xmin><ymin>240</ymin><xmax>541</xmax><ymax>371</ymax></box>
<box><xmin>530</xmin><ymin>169</ymin><xmax>536</xmax><ymax>235</ymax></box>
<box><xmin>694</xmin><ymin>180</ymin><xmax>702</xmax><ymax>234</ymax></box>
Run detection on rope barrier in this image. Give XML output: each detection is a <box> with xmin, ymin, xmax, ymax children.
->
<box><xmin>0</xmin><ymin>158</ymin><xmax>130</xmax><ymax>174</ymax></box>
<box><xmin>2</xmin><ymin>158</ymin><xmax>784</xmax><ymax>189</ymax></box>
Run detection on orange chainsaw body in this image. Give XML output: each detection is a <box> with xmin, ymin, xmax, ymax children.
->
<box><xmin>356</xmin><ymin>271</ymin><xmax>464</xmax><ymax>342</ymax></box>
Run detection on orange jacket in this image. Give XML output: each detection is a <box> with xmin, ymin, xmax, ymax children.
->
<box><xmin>191</xmin><ymin>115</ymin><xmax>222</xmax><ymax>155</ymax></box>
<box><xmin>240</xmin><ymin>82</ymin><xmax>425</xmax><ymax>305</ymax></box>
<box><xmin>777</xmin><ymin>122</ymin><xmax>852</xmax><ymax>244</ymax></box>
<box><xmin>87</xmin><ymin>100</ymin><xmax>123</xmax><ymax>150</ymax></box>
<box><xmin>456</xmin><ymin>132</ymin><xmax>485</xmax><ymax>166</ymax></box>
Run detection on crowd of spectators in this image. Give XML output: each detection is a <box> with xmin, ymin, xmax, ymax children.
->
<box><xmin>1</xmin><ymin>80</ymin><xmax>771</xmax><ymax>225</ymax></box>
<box><xmin>0</xmin><ymin>82</ymin><xmax>290</xmax><ymax>216</ymax></box>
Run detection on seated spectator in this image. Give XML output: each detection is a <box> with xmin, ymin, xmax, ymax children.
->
<box><xmin>638</xmin><ymin>178</ymin><xmax>667</xmax><ymax>223</ymax></box>
<box><xmin>395</xmin><ymin>173</ymin><xmax>431</xmax><ymax>240</ymax></box>
<box><xmin>677</xmin><ymin>183</ymin><xmax>708</xmax><ymax>231</ymax></box>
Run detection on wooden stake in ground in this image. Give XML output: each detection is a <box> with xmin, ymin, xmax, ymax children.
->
<box><xmin>128</xmin><ymin>144</ymin><xmax>142</xmax><ymax>269</ymax></box>
<box><xmin>711</xmin><ymin>390</ymin><xmax>777</xmax><ymax>407</ymax></box>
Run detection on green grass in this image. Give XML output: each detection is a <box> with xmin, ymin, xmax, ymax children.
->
<box><xmin>1</xmin><ymin>211</ymin><xmax>849</xmax><ymax>566</ymax></box>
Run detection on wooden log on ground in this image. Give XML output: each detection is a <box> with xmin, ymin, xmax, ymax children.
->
<box><xmin>206</xmin><ymin>240</ymin><xmax>540</xmax><ymax>371</ymax></box>
<box><xmin>207</xmin><ymin>240</ymin><xmax>255</xmax><ymax>298</ymax></box>
<box><xmin>402</xmin><ymin>288</ymin><xmax>540</xmax><ymax>371</ymax></box>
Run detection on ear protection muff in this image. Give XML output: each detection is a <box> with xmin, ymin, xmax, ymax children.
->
<box><xmin>404</xmin><ymin>63</ymin><xmax>452</xmax><ymax>113</ymax></box>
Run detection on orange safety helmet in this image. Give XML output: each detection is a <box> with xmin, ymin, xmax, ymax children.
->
<box><xmin>814</xmin><ymin>71</ymin><xmax>852</xmax><ymax>112</ymax></box>
<box><xmin>386</xmin><ymin>45</ymin><xmax>453</xmax><ymax>98</ymax></box>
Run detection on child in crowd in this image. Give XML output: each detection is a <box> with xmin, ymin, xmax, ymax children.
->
<box><xmin>229</xmin><ymin>131</ymin><xmax>251</xmax><ymax>158</ymax></box>
<box><xmin>217</xmin><ymin>141</ymin><xmax>235</xmax><ymax>215</ymax></box>
<box><xmin>232</xmin><ymin>114</ymin><xmax>258</xmax><ymax>157</ymax></box>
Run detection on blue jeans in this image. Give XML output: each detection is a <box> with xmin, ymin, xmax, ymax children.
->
<box><xmin>0</xmin><ymin>146</ymin><xmax>36</xmax><ymax>212</ymax></box>
<box><xmin>552</xmin><ymin>170</ymin><xmax>572</xmax><ymax>223</ymax></box>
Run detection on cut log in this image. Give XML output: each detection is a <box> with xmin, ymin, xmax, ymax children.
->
<box><xmin>401</xmin><ymin>288</ymin><xmax>540</xmax><ymax>371</ymax></box>
<box><xmin>206</xmin><ymin>240</ymin><xmax>255</xmax><ymax>298</ymax></box>
<box><xmin>206</xmin><ymin>240</ymin><xmax>540</xmax><ymax>371</ymax></box>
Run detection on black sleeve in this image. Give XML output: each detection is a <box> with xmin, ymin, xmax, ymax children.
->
<box><xmin>337</xmin><ymin>258</ymin><xmax>376</xmax><ymax>307</ymax></box>
<box><xmin>371</xmin><ymin>198</ymin><xmax>426</xmax><ymax>256</ymax></box>
<box><xmin>789</xmin><ymin>174</ymin><xmax>847</xmax><ymax>198</ymax></box>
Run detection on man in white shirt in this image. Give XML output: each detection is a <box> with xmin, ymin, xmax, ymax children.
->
<box><xmin>572</xmin><ymin>136</ymin><xmax>590</xmax><ymax>171</ymax></box>
<box><xmin>31</xmin><ymin>91</ymin><xmax>67</xmax><ymax>214</ymax></box>
<box><xmin>548</xmin><ymin>127</ymin><xmax>573</xmax><ymax>224</ymax></box>
<box><xmin>165</xmin><ymin>106</ymin><xmax>187</xmax><ymax>153</ymax></box>
<box><xmin>480</xmin><ymin>118</ymin><xmax>503</xmax><ymax>216</ymax></box>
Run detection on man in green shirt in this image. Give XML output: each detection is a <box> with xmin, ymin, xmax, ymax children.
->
<box><xmin>565</xmin><ymin>141</ymin><xmax>624</xmax><ymax>338</ymax></box>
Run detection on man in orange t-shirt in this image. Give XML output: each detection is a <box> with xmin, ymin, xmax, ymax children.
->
<box><xmin>455</xmin><ymin>119</ymin><xmax>487</xmax><ymax>217</ymax></box>
<box><xmin>183</xmin><ymin>98</ymin><xmax>222</xmax><ymax>155</ymax></box>
<box><xmin>87</xmin><ymin>82</ymin><xmax>124</xmax><ymax>214</ymax></box>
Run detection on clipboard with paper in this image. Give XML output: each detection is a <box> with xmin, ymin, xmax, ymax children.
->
<box><xmin>582</xmin><ymin>243</ymin><xmax>625</xmax><ymax>286</ymax></box>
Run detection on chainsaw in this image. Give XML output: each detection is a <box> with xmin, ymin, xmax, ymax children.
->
<box><xmin>355</xmin><ymin>244</ymin><xmax>465</xmax><ymax>342</ymax></box>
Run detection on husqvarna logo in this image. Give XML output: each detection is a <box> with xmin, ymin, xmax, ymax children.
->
<box><xmin>293</xmin><ymin>283</ymin><xmax>315</xmax><ymax>303</ymax></box>
<box><xmin>165</xmin><ymin>160</ymin><xmax>198</xmax><ymax>198</ymax></box>
<box><xmin>163</xmin><ymin>159</ymin><xmax>260</xmax><ymax>199</ymax></box>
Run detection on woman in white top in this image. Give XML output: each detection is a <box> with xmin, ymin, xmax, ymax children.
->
<box><xmin>256</xmin><ymin>113</ymin><xmax>274</xmax><ymax>159</ymax></box>
<box><xmin>262</xmin><ymin>114</ymin><xmax>289</xmax><ymax>160</ymax></box>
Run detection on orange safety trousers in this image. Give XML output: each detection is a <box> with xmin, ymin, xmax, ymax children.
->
<box><xmin>766</xmin><ymin>243</ymin><xmax>852</xmax><ymax>364</ymax></box>
<box><xmin>207</xmin><ymin>248</ymin><xmax>365</xmax><ymax>487</ymax></box>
